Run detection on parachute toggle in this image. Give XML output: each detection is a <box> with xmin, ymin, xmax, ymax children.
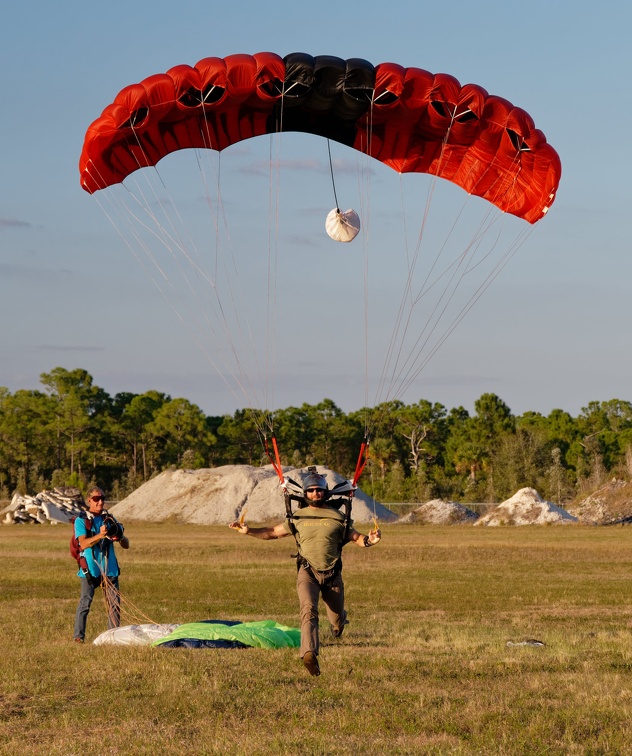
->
<box><xmin>325</xmin><ymin>208</ymin><xmax>361</xmax><ymax>242</ymax></box>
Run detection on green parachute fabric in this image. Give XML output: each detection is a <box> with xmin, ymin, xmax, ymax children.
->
<box><xmin>153</xmin><ymin>620</ymin><xmax>301</xmax><ymax>649</ymax></box>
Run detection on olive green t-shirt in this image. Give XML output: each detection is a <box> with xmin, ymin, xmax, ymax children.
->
<box><xmin>283</xmin><ymin>506</ymin><xmax>350</xmax><ymax>572</ymax></box>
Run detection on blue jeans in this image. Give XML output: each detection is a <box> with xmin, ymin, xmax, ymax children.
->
<box><xmin>74</xmin><ymin>576</ymin><xmax>120</xmax><ymax>641</ymax></box>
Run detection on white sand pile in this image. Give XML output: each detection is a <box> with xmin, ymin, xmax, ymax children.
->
<box><xmin>110</xmin><ymin>465</ymin><xmax>396</xmax><ymax>525</ymax></box>
<box><xmin>475</xmin><ymin>487</ymin><xmax>577</xmax><ymax>526</ymax></box>
<box><xmin>397</xmin><ymin>499</ymin><xmax>478</xmax><ymax>525</ymax></box>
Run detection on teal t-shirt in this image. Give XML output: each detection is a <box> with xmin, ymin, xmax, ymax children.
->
<box><xmin>74</xmin><ymin>515</ymin><xmax>120</xmax><ymax>578</ymax></box>
<box><xmin>284</xmin><ymin>506</ymin><xmax>350</xmax><ymax>572</ymax></box>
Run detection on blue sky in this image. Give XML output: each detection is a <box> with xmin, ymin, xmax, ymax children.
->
<box><xmin>1</xmin><ymin>1</ymin><xmax>630</xmax><ymax>419</ymax></box>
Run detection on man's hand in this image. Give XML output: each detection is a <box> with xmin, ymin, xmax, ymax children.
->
<box><xmin>229</xmin><ymin>521</ymin><xmax>248</xmax><ymax>534</ymax></box>
<box><xmin>368</xmin><ymin>528</ymin><xmax>381</xmax><ymax>545</ymax></box>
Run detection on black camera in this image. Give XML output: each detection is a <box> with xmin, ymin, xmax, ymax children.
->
<box><xmin>103</xmin><ymin>514</ymin><xmax>124</xmax><ymax>541</ymax></box>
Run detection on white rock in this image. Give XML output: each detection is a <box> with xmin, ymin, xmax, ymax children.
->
<box><xmin>110</xmin><ymin>465</ymin><xmax>396</xmax><ymax>525</ymax></box>
<box><xmin>475</xmin><ymin>487</ymin><xmax>577</xmax><ymax>526</ymax></box>
<box><xmin>399</xmin><ymin>499</ymin><xmax>478</xmax><ymax>525</ymax></box>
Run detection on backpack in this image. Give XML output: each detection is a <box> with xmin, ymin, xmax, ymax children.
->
<box><xmin>70</xmin><ymin>512</ymin><xmax>94</xmax><ymax>572</ymax></box>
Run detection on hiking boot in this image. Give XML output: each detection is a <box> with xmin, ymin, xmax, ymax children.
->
<box><xmin>74</xmin><ymin>637</ymin><xmax>84</xmax><ymax>644</ymax></box>
<box><xmin>302</xmin><ymin>651</ymin><xmax>320</xmax><ymax>676</ymax></box>
<box><xmin>330</xmin><ymin>616</ymin><xmax>349</xmax><ymax>639</ymax></box>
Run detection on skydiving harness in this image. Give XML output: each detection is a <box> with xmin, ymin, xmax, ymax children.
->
<box><xmin>70</xmin><ymin>511</ymin><xmax>95</xmax><ymax>577</ymax></box>
<box><xmin>263</xmin><ymin>435</ymin><xmax>371</xmax><ymax>584</ymax></box>
<box><xmin>285</xmin><ymin>473</ymin><xmax>354</xmax><ymax>583</ymax></box>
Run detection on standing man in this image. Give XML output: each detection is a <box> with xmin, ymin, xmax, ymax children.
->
<box><xmin>229</xmin><ymin>471</ymin><xmax>381</xmax><ymax>676</ymax></box>
<box><xmin>73</xmin><ymin>487</ymin><xmax>129</xmax><ymax>643</ymax></box>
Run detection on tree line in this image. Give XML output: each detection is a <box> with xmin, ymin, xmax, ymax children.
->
<box><xmin>2</xmin><ymin>366</ymin><xmax>631</xmax><ymax>504</ymax></box>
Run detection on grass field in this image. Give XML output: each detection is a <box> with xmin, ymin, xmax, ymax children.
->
<box><xmin>1</xmin><ymin>521</ymin><xmax>632</xmax><ymax>755</ymax></box>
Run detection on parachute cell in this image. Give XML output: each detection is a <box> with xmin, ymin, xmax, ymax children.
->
<box><xmin>79</xmin><ymin>52</ymin><xmax>560</xmax><ymax>223</ymax></box>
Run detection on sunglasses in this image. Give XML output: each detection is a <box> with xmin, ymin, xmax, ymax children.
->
<box><xmin>306</xmin><ymin>488</ymin><xmax>325</xmax><ymax>493</ymax></box>
<box><xmin>91</xmin><ymin>495</ymin><xmax>105</xmax><ymax>502</ymax></box>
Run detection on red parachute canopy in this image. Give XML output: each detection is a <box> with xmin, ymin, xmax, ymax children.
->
<box><xmin>79</xmin><ymin>52</ymin><xmax>561</xmax><ymax>224</ymax></box>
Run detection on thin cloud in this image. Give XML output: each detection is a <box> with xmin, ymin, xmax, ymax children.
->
<box><xmin>240</xmin><ymin>157</ymin><xmax>373</xmax><ymax>177</ymax></box>
<box><xmin>240</xmin><ymin>158</ymin><xmax>322</xmax><ymax>176</ymax></box>
<box><xmin>0</xmin><ymin>217</ymin><xmax>33</xmax><ymax>229</ymax></box>
<box><xmin>0</xmin><ymin>263</ymin><xmax>71</xmax><ymax>280</ymax></box>
<box><xmin>35</xmin><ymin>345</ymin><xmax>104</xmax><ymax>353</ymax></box>
<box><xmin>281</xmin><ymin>233</ymin><xmax>320</xmax><ymax>248</ymax></box>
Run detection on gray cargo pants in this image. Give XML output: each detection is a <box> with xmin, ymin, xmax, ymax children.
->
<box><xmin>74</xmin><ymin>575</ymin><xmax>120</xmax><ymax>641</ymax></box>
<box><xmin>296</xmin><ymin>562</ymin><xmax>347</xmax><ymax>658</ymax></box>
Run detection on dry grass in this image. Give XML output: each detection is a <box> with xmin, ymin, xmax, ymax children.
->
<box><xmin>1</xmin><ymin>522</ymin><xmax>632</xmax><ymax>754</ymax></box>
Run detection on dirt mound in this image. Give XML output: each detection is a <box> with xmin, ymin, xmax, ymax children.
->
<box><xmin>110</xmin><ymin>465</ymin><xmax>396</xmax><ymax>525</ymax></box>
<box><xmin>398</xmin><ymin>499</ymin><xmax>478</xmax><ymax>525</ymax></box>
<box><xmin>475</xmin><ymin>487</ymin><xmax>577</xmax><ymax>526</ymax></box>
<box><xmin>567</xmin><ymin>479</ymin><xmax>632</xmax><ymax>524</ymax></box>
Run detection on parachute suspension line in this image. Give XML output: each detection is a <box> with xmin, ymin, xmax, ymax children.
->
<box><xmin>358</xmin><ymin>102</ymin><xmax>376</xmax><ymax>431</ymax></box>
<box><xmin>100</xmin><ymin>574</ymin><xmax>160</xmax><ymax>627</ymax></box>
<box><xmin>389</xmin><ymin>209</ymin><xmax>534</xmax><ymax>403</ymax></box>
<box><xmin>195</xmin><ymin>146</ymin><xmax>266</xmax><ymax>410</ymax></box>
<box><xmin>100</xmin><ymin>549</ymin><xmax>159</xmax><ymax>628</ymax></box>
<box><xmin>391</xmin><ymin>214</ymin><xmax>505</xmax><ymax>399</ymax></box>
<box><xmin>124</xmin><ymin>129</ymin><xmax>221</xmax><ymax>295</ymax></box>
<box><xmin>368</xmin><ymin>108</ymin><xmax>536</xmax><ymax>413</ymax></box>
<box><xmin>348</xmin><ymin>75</ymin><xmax>374</xmax><ymax>478</ymax></box>
<box><xmin>371</xmin><ymin>172</ymin><xmax>417</xmax><ymax>409</ymax></box>
<box><xmin>104</xmin><ymin>181</ymin><xmax>263</xmax><ymax>412</ymax></box>
<box><xmin>265</xmin><ymin>131</ymin><xmax>283</xmax><ymax>415</ymax></box>
<box><xmin>197</xmin><ymin>115</ymin><xmax>284</xmax><ymax>415</ymax></box>
<box><xmin>192</xmin><ymin>127</ymin><xmax>273</xmax><ymax>412</ymax></box>
<box><xmin>402</xmin><ymin>171</ymin><xmax>531</xmax><ymax>351</ymax></box>
<box><xmin>371</xmin><ymin>172</ymin><xmax>435</xmax><ymax>409</ymax></box>
<box><xmin>371</xmin><ymin>115</ymin><xmax>460</xmax><ymax>410</ymax></box>
<box><xmin>361</xmin><ymin>176</ymin><xmax>370</xmax><ymax>428</ymax></box>
<box><xmin>384</xmin><ymin>205</ymin><xmax>499</xmax><ymax>400</ymax></box>
<box><xmin>399</xmin><ymin>176</ymin><xmax>412</xmax><ymax>304</ymax></box>
<box><xmin>394</xmin><ymin>222</ymin><xmax>533</xmax><ymax>400</ymax></box>
<box><xmin>94</xmin><ymin>141</ymin><xmax>272</xmax><ymax>417</ymax></box>
<box><xmin>100</xmin><ymin>575</ymin><xmax>119</xmax><ymax>628</ymax></box>
<box><xmin>384</xmin><ymin>213</ymin><xmax>500</xmax><ymax>404</ymax></box>
<box><xmin>327</xmin><ymin>140</ymin><xmax>341</xmax><ymax>211</ymax></box>
<box><xmin>93</xmin><ymin>189</ymin><xmax>239</xmax><ymax>397</ymax></box>
<box><xmin>373</xmin><ymin>115</ymin><xmax>459</xmax><ymax>408</ymax></box>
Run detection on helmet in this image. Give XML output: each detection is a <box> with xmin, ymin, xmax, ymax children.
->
<box><xmin>303</xmin><ymin>472</ymin><xmax>328</xmax><ymax>493</ymax></box>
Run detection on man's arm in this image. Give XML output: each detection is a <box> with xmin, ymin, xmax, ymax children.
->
<box><xmin>348</xmin><ymin>526</ymin><xmax>381</xmax><ymax>547</ymax></box>
<box><xmin>78</xmin><ymin>524</ymin><xmax>130</xmax><ymax>550</ymax></box>
<box><xmin>229</xmin><ymin>521</ymin><xmax>289</xmax><ymax>540</ymax></box>
<box><xmin>77</xmin><ymin>524</ymin><xmax>108</xmax><ymax>551</ymax></box>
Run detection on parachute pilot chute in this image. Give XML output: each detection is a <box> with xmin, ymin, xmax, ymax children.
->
<box><xmin>325</xmin><ymin>208</ymin><xmax>361</xmax><ymax>242</ymax></box>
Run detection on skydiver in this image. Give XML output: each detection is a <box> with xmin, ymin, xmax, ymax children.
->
<box><xmin>229</xmin><ymin>471</ymin><xmax>381</xmax><ymax>676</ymax></box>
<box><xmin>73</xmin><ymin>487</ymin><xmax>129</xmax><ymax>643</ymax></box>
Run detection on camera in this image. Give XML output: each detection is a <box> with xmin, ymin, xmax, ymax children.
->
<box><xmin>103</xmin><ymin>514</ymin><xmax>124</xmax><ymax>541</ymax></box>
